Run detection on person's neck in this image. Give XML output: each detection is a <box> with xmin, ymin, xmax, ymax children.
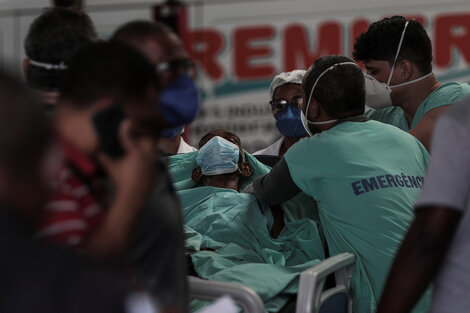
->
<box><xmin>279</xmin><ymin>136</ymin><xmax>301</xmax><ymax>156</ymax></box>
<box><xmin>54</xmin><ymin>106</ymin><xmax>94</xmax><ymax>157</ymax></box>
<box><xmin>158</xmin><ymin>135</ymin><xmax>181</xmax><ymax>155</ymax></box>
<box><xmin>394</xmin><ymin>74</ymin><xmax>441</xmax><ymax>127</ymax></box>
<box><xmin>202</xmin><ymin>173</ymin><xmax>240</xmax><ymax>192</ymax></box>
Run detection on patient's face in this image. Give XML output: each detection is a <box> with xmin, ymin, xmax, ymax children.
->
<box><xmin>198</xmin><ymin>130</ymin><xmax>243</xmax><ymax>152</ymax></box>
<box><xmin>194</xmin><ymin>129</ymin><xmax>251</xmax><ymax>191</ymax></box>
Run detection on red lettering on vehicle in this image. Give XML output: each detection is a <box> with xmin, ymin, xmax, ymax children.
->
<box><xmin>435</xmin><ymin>14</ymin><xmax>470</xmax><ymax>68</ymax></box>
<box><xmin>283</xmin><ymin>22</ymin><xmax>342</xmax><ymax>72</ymax></box>
<box><xmin>234</xmin><ymin>26</ymin><xmax>276</xmax><ymax>80</ymax></box>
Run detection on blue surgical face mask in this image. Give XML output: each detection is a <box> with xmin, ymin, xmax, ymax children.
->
<box><xmin>159</xmin><ymin>75</ymin><xmax>200</xmax><ymax>127</ymax></box>
<box><xmin>160</xmin><ymin>125</ymin><xmax>184</xmax><ymax>139</ymax></box>
<box><xmin>275</xmin><ymin>105</ymin><xmax>307</xmax><ymax>138</ymax></box>
<box><xmin>196</xmin><ymin>136</ymin><xmax>240</xmax><ymax>176</ymax></box>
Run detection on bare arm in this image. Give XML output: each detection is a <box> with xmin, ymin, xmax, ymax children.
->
<box><xmin>376</xmin><ymin>206</ymin><xmax>461</xmax><ymax>313</ymax></box>
<box><xmin>253</xmin><ymin>158</ymin><xmax>301</xmax><ymax>206</ymax></box>
<box><xmin>409</xmin><ymin>106</ymin><xmax>448</xmax><ymax>150</ymax></box>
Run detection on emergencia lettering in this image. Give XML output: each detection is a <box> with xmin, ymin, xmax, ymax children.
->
<box><xmin>351</xmin><ymin>173</ymin><xmax>424</xmax><ymax>196</ymax></box>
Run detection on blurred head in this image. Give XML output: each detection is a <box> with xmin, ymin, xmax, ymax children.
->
<box><xmin>57</xmin><ymin>41</ymin><xmax>161</xmax><ymax>156</ymax></box>
<box><xmin>192</xmin><ymin>129</ymin><xmax>252</xmax><ymax>191</ymax></box>
<box><xmin>111</xmin><ymin>20</ymin><xmax>199</xmax><ymax>142</ymax></box>
<box><xmin>302</xmin><ymin>55</ymin><xmax>365</xmax><ymax>133</ymax></box>
<box><xmin>0</xmin><ymin>70</ymin><xmax>54</xmax><ymax>222</ymax></box>
<box><xmin>24</xmin><ymin>7</ymin><xmax>97</xmax><ymax>94</ymax></box>
<box><xmin>353</xmin><ymin>16</ymin><xmax>432</xmax><ymax>83</ymax></box>
<box><xmin>111</xmin><ymin>20</ymin><xmax>193</xmax><ymax>88</ymax></box>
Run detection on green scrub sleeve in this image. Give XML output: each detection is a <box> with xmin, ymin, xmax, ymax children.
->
<box><xmin>253</xmin><ymin>158</ymin><xmax>301</xmax><ymax>205</ymax></box>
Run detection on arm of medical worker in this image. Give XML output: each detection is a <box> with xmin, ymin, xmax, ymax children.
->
<box><xmin>409</xmin><ymin>106</ymin><xmax>447</xmax><ymax>150</ymax></box>
<box><xmin>253</xmin><ymin>158</ymin><xmax>301</xmax><ymax>206</ymax></box>
<box><xmin>376</xmin><ymin>206</ymin><xmax>461</xmax><ymax>313</ymax></box>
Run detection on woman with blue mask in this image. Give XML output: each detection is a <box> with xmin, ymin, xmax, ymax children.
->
<box><xmin>253</xmin><ymin>70</ymin><xmax>307</xmax><ymax>156</ymax></box>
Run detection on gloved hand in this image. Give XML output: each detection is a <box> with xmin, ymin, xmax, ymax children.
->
<box><xmin>241</xmin><ymin>183</ymin><xmax>255</xmax><ymax>194</ymax></box>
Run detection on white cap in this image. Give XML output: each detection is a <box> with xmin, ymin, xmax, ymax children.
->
<box><xmin>269</xmin><ymin>70</ymin><xmax>306</xmax><ymax>100</ymax></box>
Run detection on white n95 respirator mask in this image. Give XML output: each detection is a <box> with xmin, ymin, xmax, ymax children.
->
<box><xmin>196</xmin><ymin>136</ymin><xmax>240</xmax><ymax>176</ymax></box>
<box><xmin>364</xmin><ymin>74</ymin><xmax>392</xmax><ymax>110</ymax></box>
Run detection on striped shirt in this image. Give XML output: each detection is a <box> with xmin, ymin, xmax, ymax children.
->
<box><xmin>37</xmin><ymin>138</ymin><xmax>108</xmax><ymax>248</ymax></box>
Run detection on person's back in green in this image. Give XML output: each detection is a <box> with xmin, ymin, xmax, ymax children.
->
<box><xmin>252</xmin><ymin>55</ymin><xmax>431</xmax><ymax>313</ymax></box>
<box><xmin>285</xmin><ymin>120</ymin><xmax>430</xmax><ymax>312</ymax></box>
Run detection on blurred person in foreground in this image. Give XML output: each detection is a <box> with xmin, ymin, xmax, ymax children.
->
<box><xmin>111</xmin><ymin>20</ymin><xmax>199</xmax><ymax>155</ymax></box>
<box><xmin>35</xmin><ymin>42</ymin><xmax>187</xmax><ymax>312</ymax></box>
<box><xmin>377</xmin><ymin>96</ymin><xmax>470</xmax><ymax>313</ymax></box>
<box><xmin>254</xmin><ymin>70</ymin><xmax>307</xmax><ymax>156</ymax></box>
<box><xmin>0</xmin><ymin>70</ymin><xmax>151</xmax><ymax>313</ymax></box>
<box><xmin>24</xmin><ymin>7</ymin><xmax>97</xmax><ymax>112</ymax></box>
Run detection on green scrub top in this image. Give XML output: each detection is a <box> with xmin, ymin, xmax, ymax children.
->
<box><xmin>365</xmin><ymin>82</ymin><xmax>470</xmax><ymax>131</ymax></box>
<box><xmin>284</xmin><ymin>120</ymin><xmax>430</xmax><ymax>313</ymax></box>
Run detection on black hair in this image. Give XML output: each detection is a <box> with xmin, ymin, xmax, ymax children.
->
<box><xmin>111</xmin><ymin>20</ymin><xmax>172</xmax><ymax>44</ymax></box>
<box><xmin>53</xmin><ymin>0</ymin><xmax>83</xmax><ymax>9</ymax></box>
<box><xmin>303</xmin><ymin>55</ymin><xmax>365</xmax><ymax>118</ymax></box>
<box><xmin>0</xmin><ymin>70</ymin><xmax>50</xmax><ymax>174</ymax></box>
<box><xmin>353</xmin><ymin>16</ymin><xmax>433</xmax><ymax>74</ymax></box>
<box><xmin>24</xmin><ymin>7</ymin><xmax>97</xmax><ymax>91</ymax></box>
<box><xmin>60</xmin><ymin>41</ymin><xmax>159</xmax><ymax>108</ymax></box>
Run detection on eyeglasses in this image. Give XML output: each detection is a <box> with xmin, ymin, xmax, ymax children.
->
<box><xmin>155</xmin><ymin>58</ymin><xmax>195</xmax><ymax>77</ymax></box>
<box><xmin>269</xmin><ymin>96</ymin><xmax>303</xmax><ymax>111</ymax></box>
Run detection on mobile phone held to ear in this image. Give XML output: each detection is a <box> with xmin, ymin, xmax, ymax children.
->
<box><xmin>92</xmin><ymin>102</ymin><xmax>126</xmax><ymax>158</ymax></box>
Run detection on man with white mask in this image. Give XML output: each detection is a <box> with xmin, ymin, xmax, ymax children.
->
<box><xmin>354</xmin><ymin>16</ymin><xmax>470</xmax><ymax>150</ymax></box>
<box><xmin>250</xmin><ymin>55</ymin><xmax>431</xmax><ymax>313</ymax></box>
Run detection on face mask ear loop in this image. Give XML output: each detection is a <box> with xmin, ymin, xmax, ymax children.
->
<box><xmin>305</xmin><ymin>62</ymin><xmax>361</xmax><ymax>124</ymax></box>
<box><xmin>387</xmin><ymin>21</ymin><xmax>410</xmax><ymax>86</ymax></box>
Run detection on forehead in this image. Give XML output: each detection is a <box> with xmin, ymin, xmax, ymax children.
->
<box><xmin>142</xmin><ymin>33</ymin><xmax>187</xmax><ymax>64</ymax></box>
<box><xmin>364</xmin><ymin>59</ymin><xmax>391</xmax><ymax>71</ymax></box>
<box><xmin>273</xmin><ymin>83</ymin><xmax>303</xmax><ymax>99</ymax></box>
<box><xmin>199</xmin><ymin>133</ymin><xmax>241</xmax><ymax>149</ymax></box>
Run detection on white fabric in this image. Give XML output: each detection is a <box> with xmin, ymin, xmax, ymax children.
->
<box><xmin>269</xmin><ymin>70</ymin><xmax>306</xmax><ymax>99</ymax></box>
<box><xmin>177</xmin><ymin>138</ymin><xmax>197</xmax><ymax>154</ymax></box>
<box><xmin>253</xmin><ymin>138</ymin><xmax>283</xmax><ymax>156</ymax></box>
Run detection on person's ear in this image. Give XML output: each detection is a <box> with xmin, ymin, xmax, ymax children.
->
<box><xmin>399</xmin><ymin>59</ymin><xmax>413</xmax><ymax>80</ymax></box>
<box><xmin>309</xmin><ymin>98</ymin><xmax>322</xmax><ymax>120</ymax></box>
<box><xmin>239</xmin><ymin>162</ymin><xmax>253</xmax><ymax>178</ymax></box>
<box><xmin>192</xmin><ymin>166</ymin><xmax>202</xmax><ymax>182</ymax></box>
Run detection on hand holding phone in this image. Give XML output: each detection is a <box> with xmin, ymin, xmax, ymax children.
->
<box><xmin>92</xmin><ymin>103</ymin><xmax>126</xmax><ymax>158</ymax></box>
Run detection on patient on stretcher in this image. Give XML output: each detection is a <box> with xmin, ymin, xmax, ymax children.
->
<box><xmin>167</xmin><ymin>129</ymin><xmax>325</xmax><ymax>312</ymax></box>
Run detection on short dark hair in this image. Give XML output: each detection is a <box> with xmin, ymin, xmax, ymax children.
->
<box><xmin>0</xmin><ymin>70</ymin><xmax>50</xmax><ymax>174</ymax></box>
<box><xmin>353</xmin><ymin>16</ymin><xmax>433</xmax><ymax>74</ymax></box>
<box><xmin>111</xmin><ymin>20</ymin><xmax>172</xmax><ymax>44</ymax></box>
<box><xmin>53</xmin><ymin>0</ymin><xmax>83</xmax><ymax>9</ymax></box>
<box><xmin>24</xmin><ymin>7</ymin><xmax>97</xmax><ymax>91</ymax></box>
<box><xmin>60</xmin><ymin>41</ymin><xmax>159</xmax><ymax>108</ymax></box>
<box><xmin>303</xmin><ymin>55</ymin><xmax>365</xmax><ymax>118</ymax></box>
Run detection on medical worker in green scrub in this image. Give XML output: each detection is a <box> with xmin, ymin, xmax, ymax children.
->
<box><xmin>354</xmin><ymin>16</ymin><xmax>470</xmax><ymax>150</ymax></box>
<box><xmin>251</xmin><ymin>55</ymin><xmax>431</xmax><ymax>313</ymax></box>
